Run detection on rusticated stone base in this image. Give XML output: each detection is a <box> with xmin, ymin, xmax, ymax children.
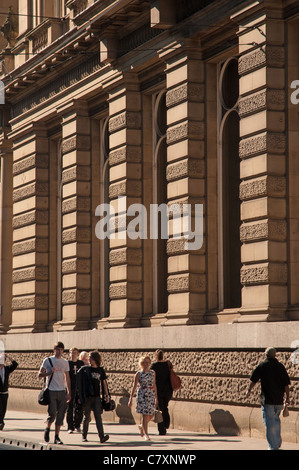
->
<box><xmin>3</xmin><ymin>343</ymin><xmax>299</xmax><ymax>442</ymax></box>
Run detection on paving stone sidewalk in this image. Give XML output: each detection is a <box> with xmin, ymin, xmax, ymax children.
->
<box><xmin>1</xmin><ymin>410</ymin><xmax>299</xmax><ymax>452</ymax></box>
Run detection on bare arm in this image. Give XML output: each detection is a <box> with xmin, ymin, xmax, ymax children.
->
<box><xmin>153</xmin><ymin>370</ymin><xmax>158</xmax><ymax>405</ymax></box>
<box><xmin>102</xmin><ymin>379</ymin><xmax>110</xmax><ymax>402</ymax></box>
<box><xmin>65</xmin><ymin>371</ymin><xmax>71</xmax><ymax>401</ymax></box>
<box><xmin>128</xmin><ymin>372</ymin><xmax>139</xmax><ymax>407</ymax></box>
<box><xmin>38</xmin><ymin>361</ymin><xmax>53</xmax><ymax>379</ymax></box>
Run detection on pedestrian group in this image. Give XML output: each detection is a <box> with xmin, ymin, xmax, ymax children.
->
<box><xmin>0</xmin><ymin>344</ymin><xmax>294</xmax><ymax>449</ymax></box>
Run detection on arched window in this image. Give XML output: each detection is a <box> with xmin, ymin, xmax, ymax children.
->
<box><xmin>99</xmin><ymin>116</ymin><xmax>110</xmax><ymax>318</ymax></box>
<box><xmin>153</xmin><ymin>90</ymin><xmax>168</xmax><ymax>314</ymax></box>
<box><xmin>218</xmin><ymin>58</ymin><xmax>241</xmax><ymax>310</ymax></box>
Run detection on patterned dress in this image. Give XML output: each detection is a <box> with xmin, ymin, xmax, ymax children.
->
<box><xmin>136</xmin><ymin>369</ymin><xmax>156</xmax><ymax>415</ymax></box>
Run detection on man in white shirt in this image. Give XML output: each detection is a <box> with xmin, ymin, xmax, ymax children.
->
<box><xmin>38</xmin><ymin>342</ymin><xmax>71</xmax><ymax>445</ymax></box>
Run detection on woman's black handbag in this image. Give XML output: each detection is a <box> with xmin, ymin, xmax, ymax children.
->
<box><xmin>38</xmin><ymin>358</ymin><xmax>53</xmax><ymax>406</ymax></box>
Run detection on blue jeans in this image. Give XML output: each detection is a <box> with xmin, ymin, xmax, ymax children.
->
<box><xmin>261</xmin><ymin>404</ymin><xmax>283</xmax><ymax>450</ymax></box>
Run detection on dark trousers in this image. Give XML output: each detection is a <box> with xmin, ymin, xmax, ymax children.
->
<box><xmin>67</xmin><ymin>393</ymin><xmax>83</xmax><ymax>430</ymax></box>
<box><xmin>0</xmin><ymin>393</ymin><xmax>8</xmax><ymax>424</ymax></box>
<box><xmin>157</xmin><ymin>391</ymin><xmax>172</xmax><ymax>434</ymax></box>
<box><xmin>82</xmin><ymin>396</ymin><xmax>104</xmax><ymax>439</ymax></box>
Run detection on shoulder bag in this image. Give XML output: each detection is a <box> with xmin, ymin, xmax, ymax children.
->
<box><xmin>168</xmin><ymin>360</ymin><xmax>182</xmax><ymax>391</ymax></box>
<box><xmin>38</xmin><ymin>358</ymin><xmax>53</xmax><ymax>406</ymax></box>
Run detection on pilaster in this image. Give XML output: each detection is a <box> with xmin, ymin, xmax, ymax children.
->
<box><xmin>161</xmin><ymin>41</ymin><xmax>206</xmax><ymax>325</ymax></box>
<box><xmin>57</xmin><ymin>100</ymin><xmax>92</xmax><ymax>331</ymax></box>
<box><xmin>9</xmin><ymin>123</ymin><xmax>49</xmax><ymax>332</ymax></box>
<box><xmin>0</xmin><ymin>110</ymin><xmax>13</xmax><ymax>333</ymax></box>
<box><xmin>102</xmin><ymin>73</ymin><xmax>143</xmax><ymax>328</ymax></box>
<box><xmin>233</xmin><ymin>3</ymin><xmax>287</xmax><ymax>322</ymax></box>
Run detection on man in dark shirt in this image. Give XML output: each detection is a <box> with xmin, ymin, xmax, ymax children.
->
<box><xmin>246</xmin><ymin>347</ymin><xmax>290</xmax><ymax>450</ymax></box>
<box><xmin>67</xmin><ymin>347</ymin><xmax>84</xmax><ymax>433</ymax></box>
<box><xmin>77</xmin><ymin>350</ymin><xmax>110</xmax><ymax>443</ymax></box>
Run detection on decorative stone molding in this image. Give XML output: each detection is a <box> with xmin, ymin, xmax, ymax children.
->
<box><xmin>12</xmin><ymin>266</ymin><xmax>48</xmax><ymax>283</ymax></box>
<box><xmin>62</xmin><ymin>196</ymin><xmax>90</xmax><ymax>214</ymax></box>
<box><xmin>239</xmin><ymin>176</ymin><xmax>286</xmax><ymax>200</ymax></box>
<box><xmin>62</xmin><ymin>289</ymin><xmax>90</xmax><ymax>304</ymax></box>
<box><xmin>62</xmin><ymin>166</ymin><xmax>91</xmax><ymax>183</ymax></box>
<box><xmin>62</xmin><ymin>259</ymin><xmax>91</xmax><ymax>274</ymax></box>
<box><xmin>62</xmin><ymin>227</ymin><xmax>91</xmax><ymax>244</ymax></box>
<box><xmin>238</xmin><ymin>46</ymin><xmax>284</xmax><ymax>76</ymax></box>
<box><xmin>13</xmin><ymin>154</ymin><xmax>49</xmax><ymax>175</ymax></box>
<box><xmin>240</xmin><ymin>263</ymin><xmax>287</xmax><ymax>285</ymax></box>
<box><xmin>109</xmin><ymin>248</ymin><xmax>142</xmax><ymax>266</ymax></box>
<box><xmin>240</xmin><ymin>219</ymin><xmax>287</xmax><ymax>242</ymax></box>
<box><xmin>239</xmin><ymin>132</ymin><xmax>286</xmax><ymax>159</ymax></box>
<box><xmin>238</xmin><ymin>49</ymin><xmax>266</xmax><ymax>75</ymax></box>
<box><xmin>62</xmin><ymin>136</ymin><xmax>77</xmax><ymax>153</ymax></box>
<box><xmin>13</xmin><ymin>182</ymin><xmax>49</xmax><ymax>202</ymax></box>
<box><xmin>13</xmin><ymin>210</ymin><xmax>48</xmax><ymax>229</ymax></box>
<box><xmin>109</xmin><ymin>112</ymin><xmax>141</xmax><ymax>132</ymax></box>
<box><xmin>166</xmin><ymin>238</ymin><xmax>187</xmax><ymax>255</ymax></box>
<box><xmin>109</xmin><ymin>146</ymin><xmax>142</xmax><ymax>166</ymax></box>
<box><xmin>167</xmin><ymin>273</ymin><xmax>206</xmax><ymax>293</ymax></box>
<box><xmin>166</xmin><ymin>159</ymin><xmax>205</xmax><ymax>182</ymax></box>
<box><xmin>109</xmin><ymin>282</ymin><xmax>142</xmax><ymax>300</ymax></box>
<box><xmin>12</xmin><ymin>295</ymin><xmax>48</xmax><ymax>309</ymax></box>
<box><xmin>238</xmin><ymin>89</ymin><xmax>285</xmax><ymax>117</ymax></box>
<box><xmin>167</xmin><ymin>121</ymin><xmax>204</xmax><ymax>145</ymax></box>
<box><xmin>109</xmin><ymin>180</ymin><xmax>142</xmax><ymax>199</ymax></box>
<box><xmin>13</xmin><ymin>238</ymin><xmax>48</xmax><ymax>256</ymax></box>
<box><xmin>166</xmin><ymin>83</ymin><xmax>204</xmax><ymax>107</ymax></box>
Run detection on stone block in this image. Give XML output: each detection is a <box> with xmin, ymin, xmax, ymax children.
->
<box><xmin>167</xmin><ymin>292</ymin><xmax>206</xmax><ymax>315</ymax></box>
<box><xmin>167</xmin><ymin>139</ymin><xmax>204</xmax><ymax>163</ymax></box>
<box><xmin>241</xmin><ymin>197</ymin><xmax>286</xmax><ymax>221</ymax></box>
<box><xmin>241</xmin><ymin>241</ymin><xmax>287</xmax><ymax>264</ymax></box>
<box><xmin>240</xmin><ymin>154</ymin><xmax>285</xmax><ymax>179</ymax></box>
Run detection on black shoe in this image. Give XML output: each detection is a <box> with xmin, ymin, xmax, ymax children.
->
<box><xmin>82</xmin><ymin>436</ymin><xmax>88</xmax><ymax>442</ymax></box>
<box><xmin>100</xmin><ymin>435</ymin><xmax>109</xmax><ymax>443</ymax></box>
<box><xmin>54</xmin><ymin>435</ymin><xmax>63</xmax><ymax>445</ymax></box>
<box><xmin>44</xmin><ymin>428</ymin><xmax>50</xmax><ymax>443</ymax></box>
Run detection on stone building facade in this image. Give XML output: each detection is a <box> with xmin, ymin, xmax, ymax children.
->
<box><xmin>1</xmin><ymin>0</ymin><xmax>299</xmax><ymax>440</ymax></box>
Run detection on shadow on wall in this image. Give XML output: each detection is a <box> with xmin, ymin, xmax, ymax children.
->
<box><xmin>115</xmin><ymin>389</ymin><xmax>135</xmax><ymax>424</ymax></box>
<box><xmin>210</xmin><ymin>409</ymin><xmax>241</xmax><ymax>436</ymax></box>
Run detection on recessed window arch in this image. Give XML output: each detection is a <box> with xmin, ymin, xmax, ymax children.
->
<box><xmin>99</xmin><ymin>116</ymin><xmax>110</xmax><ymax>318</ymax></box>
<box><xmin>218</xmin><ymin>57</ymin><xmax>241</xmax><ymax>310</ymax></box>
<box><xmin>153</xmin><ymin>89</ymin><xmax>168</xmax><ymax>314</ymax></box>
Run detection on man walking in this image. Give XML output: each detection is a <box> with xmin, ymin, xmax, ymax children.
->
<box><xmin>246</xmin><ymin>347</ymin><xmax>290</xmax><ymax>450</ymax></box>
<box><xmin>38</xmin><ymin>342</ymin><xmax>71</xmax><ymax>445</ymax></box>
<box><xmin>67</xmin><ymin>347</ymin><xmax>84</xmax><ymax>433</ymax></box>
<box><xmin>0</xmin><ymin>354</ymin><xmax>18</xmax><ymax>430</ymax></box>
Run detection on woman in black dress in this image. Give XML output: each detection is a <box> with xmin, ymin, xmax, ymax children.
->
<box><xmin>150</xmin><ymin>349</ymin><xmax>173</xmax><ymax>435</ymax></box>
